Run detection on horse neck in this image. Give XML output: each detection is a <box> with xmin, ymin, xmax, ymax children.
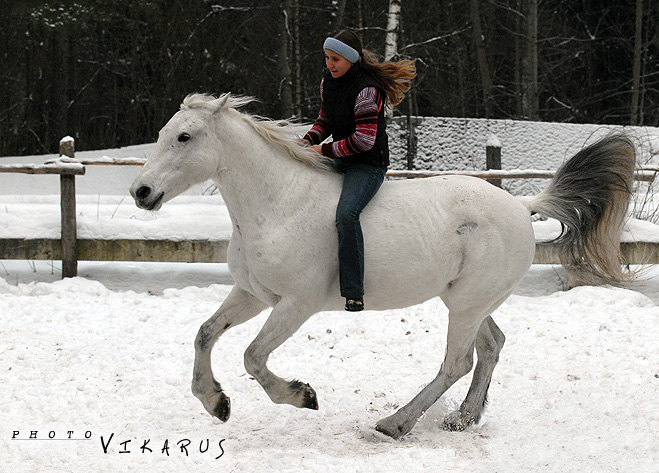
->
<box><xmin>213</xmin><ymin>114</ymin><xmax>321</xmax><ymax>224</ymax></box>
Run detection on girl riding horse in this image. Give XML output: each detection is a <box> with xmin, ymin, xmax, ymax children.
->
<box><xmin>304</xmin><ymin>30</ymin><xmax>416</xmax><ymax>312</ymax></box>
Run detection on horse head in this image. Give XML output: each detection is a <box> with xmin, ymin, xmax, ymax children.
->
<box><xmin>130</xmin><ymin>93</ymin><xmax>230</xmax><ymax>211</ymax></box>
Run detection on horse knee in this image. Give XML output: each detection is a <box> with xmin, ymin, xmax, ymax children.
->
<box><xmin>444</xmin><ymin>353</ymin><xmax>474</xmax><ymax>382</ymax></box>
<box><xmin>459</xmin><ymin>354</ymin><xmax>475</xmax><ymax>378</ymax></box>
<box><xmin>479</xmin><ymin>320</ymin><xmax>505</xmax><ymax>362</ymax></box>
<box><xmin>492</xmin><ymin>331</ymin><xmax>505</xmax><ymax>360</ymax></box>
<box><xmin>492</xmin><ymin>325</ymin><xmax>506</xmax><ymax>353</ymax></box>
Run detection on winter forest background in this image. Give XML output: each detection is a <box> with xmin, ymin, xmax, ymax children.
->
<box><xmin>1</xmin><ymin>0</ymin><xmax>657</xmax><ymax>157</ymax></box>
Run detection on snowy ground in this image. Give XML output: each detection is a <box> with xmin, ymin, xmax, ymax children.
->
<box><xmin>1</xmin><ymin>260</ymin><xmax>657</xmax><ymax>473</ymax></box>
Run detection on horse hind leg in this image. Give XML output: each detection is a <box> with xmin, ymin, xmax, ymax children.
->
<box><xmin>375</xmin><ymin>309</ymin><xmax>483</xmax><ymax>439</ymax></box>
<box><xmin>243</xmin><ymin>297</ymin><xmax>319</xmax><ymax>410</ymax></box>
<box><xmin>192</xmin><ymin>286</ymin><xmax>267</xmax><ymax>421</ymax></box>
<box><xmin>443</xmin><ymin>316</ymin><xmax>505</xmax><ymax>431</ymax></box>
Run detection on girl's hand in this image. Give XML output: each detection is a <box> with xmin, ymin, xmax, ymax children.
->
<box><xmin>310</xmin><ymin>144</ymin><xmax>323</xmax><ymax>154</ymax></box>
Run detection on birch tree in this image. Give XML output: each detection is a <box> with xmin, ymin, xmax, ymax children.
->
<box><xmin>384</xmin><ymin>0</ymin><xmax>401</xmax><ymax>61</ymax></box>
<box><xmin>384</xmin><ymin>0</ymin><xmax>401</xmax><ymax>117</ymax></box>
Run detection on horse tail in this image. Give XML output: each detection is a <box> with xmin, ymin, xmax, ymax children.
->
<box><xmin>521</xmin><ymin>133</ymin><xmax>636</xmax><ymax>285</ymax></box>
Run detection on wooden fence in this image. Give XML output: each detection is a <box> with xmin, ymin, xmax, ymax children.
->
<box><xmin>0</xmin><ymin>138</ymin><xmax>85</xmax><ymax>277</ymax></box>
<box><xmin>0</xmin><ymin>137</ymin><xmax>657</xmax><ymax>279</ymax></box>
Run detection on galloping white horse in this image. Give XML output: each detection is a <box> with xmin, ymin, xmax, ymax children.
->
<box><xmin>130</xmin><ymin>93</ymin><xmax>635</xmax><ymax>439</ymax></box>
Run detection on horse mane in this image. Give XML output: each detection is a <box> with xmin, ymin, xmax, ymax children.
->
<box><xmin>181</xmin><ymin>93</ymin><xmax>335</xmax><ymax>172</ymax></box>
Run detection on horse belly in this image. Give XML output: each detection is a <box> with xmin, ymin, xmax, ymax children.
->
<box><xmin>360</xmin><ymin>206</ymin><xmax>464</xmax><ymax>310</ymax></box>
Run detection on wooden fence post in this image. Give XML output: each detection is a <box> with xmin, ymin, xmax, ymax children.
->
<box><xmin>486</xmin><ymin>134</ymin><xmax>502</xmax><ymax>187</ymax></box>
<box><xmin>59</xmin><ymin>137</ymin><xmax>78</xmax><ymax>278</ymax></box>
<box><xmin>406</xmin><ymin>106</ymin><xmax>417</xmax><ymax>170</ymax></box>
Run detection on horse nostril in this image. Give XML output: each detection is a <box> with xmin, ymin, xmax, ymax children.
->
<box><xmin>136</xmin><ymin>186</ymin><xmax>152</xmax><ymax>200</ymax></box>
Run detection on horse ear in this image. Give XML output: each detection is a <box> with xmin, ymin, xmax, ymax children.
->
<box><xmin>214</xmin><ymin>93</ymin><xmax>231</xmax><ymax>115</ymax></box>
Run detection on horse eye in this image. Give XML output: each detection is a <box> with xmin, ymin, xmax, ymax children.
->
<box><xmin>178</xmin><ymin>133</ymin><xmax>191</xmax><ymax>142</ymax></box>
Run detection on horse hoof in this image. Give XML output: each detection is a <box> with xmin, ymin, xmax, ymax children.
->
<box><xmin>442</xmin><ymin>410</ymin><xmax>476</xmax><ymax>432</ymax></box>
<box><xmin>300</xmin><ymin>383</ymin><xmax>318</xmax><ymax>410</ymax></box>
<box><xmin>212</xmin><ymin>392</ymin><xmax>231</xmax><ymax>422</ymax></box>
<box><xmin>375</xmin><ymin>413</ymin><xmax>411</xmax><ymax>440</ymax></box>
<box><xmin>375</xmin><ymin>421</ymin><xmax>406</xmax><ymax>440</ymax></box>
<box><xmin>289</xmin><ymin>380</ymin><xmax>319</xmax><ymax>410</ymax></box>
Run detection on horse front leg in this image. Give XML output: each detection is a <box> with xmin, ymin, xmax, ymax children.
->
<box><xmin>243</xmin><ymin>297</ymin><xmax>318</xmax><ymax>410</ymax></box>
<box><xmin>443</xmin><ymin>316</ymin><xmax>505</xmax><ymax>431</ymax></box>
<box><xmin>192</xmin><ymin>286</ymin><xmax>267</xmax><ymax>421</ymax></box>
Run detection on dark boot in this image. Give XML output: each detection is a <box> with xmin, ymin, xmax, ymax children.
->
<box><xmin>345</xmin><ymin>298</ymin><xmax>364</xmax><ymax>312</ymax></box>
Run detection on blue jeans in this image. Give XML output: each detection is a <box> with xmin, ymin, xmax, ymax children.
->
<box><xmin>334</xmin><ymin>162</ymin><xmax>386</xmax><ymax>299</ymax></box>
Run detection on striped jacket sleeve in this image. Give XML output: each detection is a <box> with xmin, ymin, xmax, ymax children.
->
<box><xmin>320</xmin><ymin>87</ymin><xmax>383</xmax><ymax>158</ymax></box>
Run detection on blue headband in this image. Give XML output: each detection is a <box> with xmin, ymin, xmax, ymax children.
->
<box><xmin>323</xmin><ymin>37</ymin><xmax>360</xmax><ymax>63</ymax></box>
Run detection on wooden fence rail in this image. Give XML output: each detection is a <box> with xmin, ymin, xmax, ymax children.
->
<box><xmin>75</xmin><ymin>156</ymin><xmax>658</xmax><ymax>182</ymax></box>
<box><xmin>0</xmin><ymin>237</ymin><xmax>652</xmax><ymax>266</ymax></box>
<box><xmin>1</xmin><ymin>137</ymin><xmax>656</xmax><ymax>279</ymax></box>
<box><xmin>386</xmin><ymin>168</ymin><xmax>658</xmax><ymax>182</ymax></box>
<box><xmin>0</xmin><ymin>238</ymin><xmax>229</xmax><ymax>263</ymax></box>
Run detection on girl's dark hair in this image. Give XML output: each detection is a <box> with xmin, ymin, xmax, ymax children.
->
<box><xmin>333</xmin><ymin>29</ymin><xmax>417</xmax><ymax>108</ymax></box>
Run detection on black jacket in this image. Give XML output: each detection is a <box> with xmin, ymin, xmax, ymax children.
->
<box><xmin>321</xmin><ymin>64</ymin><xmax>389</xmax><ymax>168</ymax></box>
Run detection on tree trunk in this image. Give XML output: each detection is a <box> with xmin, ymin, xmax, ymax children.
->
<box><xmin>334</xmin><ymin>0</ymin><xmax>348</xmax><ymax>31</ymax></box>
<box><xmin>384</xmin><ymin>0</ymin><xmax>401</xmax><ymax>117</ymax></box>
<box><xmin>514</xmin><ymin>0</ymin><xmax>523</xmax><ymax>116</ymax></box>
<box><xmin>278</xmin><ymin>0</ymin><xmax>294</xmax><ymax>118</ymax></box>
<box><xmin>357</xmin><ymin>0</ymin><xmax>364</xmax><ymax>34</ymax></box>
<box><xmin>384</xmin><ymin>0</ymin><xmax>401</xmax><ymax>61</ymax></box>
<box><xmin>630</xmin><ymin>0</ymin><xmax>643</xmax><ymax>125</ymax></box>
<box><xmin>521</xmin><ymin>0</ymin><xmax>539</xmax><ymax>120</ymax></box>
<box><xmin>469</xmin><ymin>0</ymin><xmax>493</xmax><ymax>117</ymax></box>
<box><xmin>292</xmin><ymin>0</ymin><xmax>302</xmax><ymax>117</ymax></box>
<box><xmin>406</xmin><ymin>96</ymin><xmax>416</xmax><ymax>170</ymax></box>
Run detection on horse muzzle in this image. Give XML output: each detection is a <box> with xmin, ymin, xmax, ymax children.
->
<box><xmin>130</xmin><ymin>183</ymin><xmax>165</xmax><ymax>211</ymax></box>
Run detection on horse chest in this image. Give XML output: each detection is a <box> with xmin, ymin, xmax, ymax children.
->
<box><xmin>226</xmin><ymin>227</ymin><xmax>288</xmax><ymax>306</ymax></box>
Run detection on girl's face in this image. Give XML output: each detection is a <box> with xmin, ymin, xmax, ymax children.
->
<box><xmin>325</xmin><ymin>49</ymin><xmax>353</xmax><ymax>78</ymax></box>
